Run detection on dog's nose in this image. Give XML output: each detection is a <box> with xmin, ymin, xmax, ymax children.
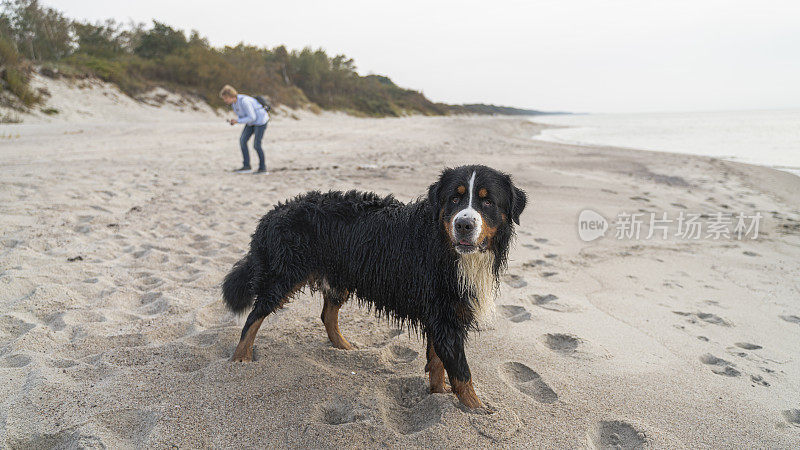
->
<box><xmin>454</xmin><ymin>217</ymin><xmax>475</xmax><ymax>233</ymax></box>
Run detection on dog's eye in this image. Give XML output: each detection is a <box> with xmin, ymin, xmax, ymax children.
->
<box><xmin>452</xmin><ymin>196</ymin><xmax>460</xmax><ymax>203</ymax></box>
<box><xmin>482</xmin><ymin>199</ymin><xmax>492</xmax><ymax>207</ymax></box>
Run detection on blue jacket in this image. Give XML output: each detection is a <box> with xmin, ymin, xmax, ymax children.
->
<box><xmin>232</xmin><ymin>94</ymin><xmax>269</xmax><ymax>126</ymax></box>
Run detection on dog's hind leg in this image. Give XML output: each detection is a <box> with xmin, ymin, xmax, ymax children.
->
<box><xmin>232</xmin><ymin>278</ymin><xmax>306</xmax><ymax>362</ymax></box>
<box><xmin>320</xmin><ymin>289</ymin><xmax>353</xmax><ymax>350</ymax></box>
<box><xmin>232</xmin><ymin>309</ymin><xmax>265</xmax><ymax>362</ymax></box>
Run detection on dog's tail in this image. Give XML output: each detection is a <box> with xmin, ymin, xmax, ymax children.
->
<box><xmin>222</xmin><ymin>255</ymin><xmax>255</xmax><ymax>314</ymax></box>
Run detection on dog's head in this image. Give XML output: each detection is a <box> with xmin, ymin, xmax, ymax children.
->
<box><xmin>428</xmin><ymin>165</ymin><xmax>527</xmax><ymax>255</ymax></box>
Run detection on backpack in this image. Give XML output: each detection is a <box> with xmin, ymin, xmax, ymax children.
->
<box><xmin>252</xmin><ymin>95</ymin><xmax>272</xmax><ymax>112</ymax></box>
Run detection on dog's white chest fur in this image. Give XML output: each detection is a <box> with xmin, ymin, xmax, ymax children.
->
<box><xmin>457</xmin><ymin>252</ymin><xmax>498</xmax><ymax>326</ymax></box>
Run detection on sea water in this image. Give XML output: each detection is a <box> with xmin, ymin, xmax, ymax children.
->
<box><xmin>531</xmin><ymin>109</ymin><xmax>800</xmax><ymax>176</ymax></box>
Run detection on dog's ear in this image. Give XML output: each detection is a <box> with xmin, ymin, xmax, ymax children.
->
<box><xmin>509</xmin><ymin>183</ymin><xmax>527</xmax><ymax>225</ymax></box>
<box><xmin>427</xmin><ymin>180</ymin><xmax>442</xmax><ymax>222</ymax></box>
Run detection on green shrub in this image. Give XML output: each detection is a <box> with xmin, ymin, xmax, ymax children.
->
<box><xmin>62</xmin><ymin>53</ymin><xmax>146</xmax><ymax>94</ymax></box>
<box><xmin>0</xmin><ymin>37</ymin><xmax>40</xmax><ymax>107</ymax></box>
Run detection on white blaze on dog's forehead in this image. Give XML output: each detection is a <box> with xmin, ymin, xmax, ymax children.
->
<box><xmin>468</xmin><ymin>170</ymin><xmax>476</xmax><ymax>208</ymax></box>
<box><xmin>452</xmin><ymin>171</ymin><xmax>483</xmax><ymax>242</ymax></box>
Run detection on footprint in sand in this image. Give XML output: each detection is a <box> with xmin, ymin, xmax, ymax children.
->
<box><xmin>533</xmin><ymin>294</ymin><xmax>558</xmax><ymax>304</ymax></box>
<box><xmin>587</xmin><ymin>420</ymin><xmax>648</xmax><ymax>449</ymax></box>
<box><xmin>543</xmin><ymin>333</ymin><xmax>580</xmax><ymax>353</ymax></box>
<box><xmin>503</xmin><ymin>274</ymin><xmax>528</xmax><ymax>288</ymax></box>
<box><xmin>522</xmin><ymin>259</ymin><xmax>547</xmax><ymax>269</ymax></box>
<box><xmin>134</xmin><ymin>272</ymin><xmax>164</xmax><ymax>291</ymax></box>
<box><xmin>320</xmin><ymin>399</ymin><xmax>369</xmax><ymax>425</ymax></box>
<box><xmin>140</xmin><ymin>291</ymin><xmax>162</xmax><ymax>305</ymax></box>
<box><xmin>531</xmin><ymin>294</ymin><xmax>567</xmax><ymax>312</ymax></box>
<box><xmin>695</xmin><ymin>312</ymin><xmax>730</xmax><ymax>326</ymax></box>
<box><xmin>699</xmin><ymin>354</ymin><xmax>741</xmax><ymax>377</ymax></box>
<box><xmin>91</xmin><ymin>408</ymin><xmax>160</xmax><ymax>444</ymax></box>
<box><xmin>499</xmin><ymin>362</ymin><xmax>558</xmax><ymax>403</ymax></box>
<box><xmin>0</xmin><ymin>354</ymin><xmax>32</xmax><ymax>368</ymax></box>
<box><xmin>497</xmin><ymin>305</ymin><xmax>531</xmax><ymax>323</ymax></box>
<box><xmin>357</xmin><ymin>328</ymin><xmax>403</xmax><ymax>349</ymax></box>
<box><xmin>782</xmin><ymin>409</ymin><xmax>800</xmax><ymax>427</ymax></box>
<box><xmin>385</xmin><ymin>345</ymin><xmax>418</xmax><ymax>364</ymax></box>
<box><xmin>47</xmin><ymin>312</ymin><xmax>66</xmax><ymax>331</ymax></box>
<box><xmin>534</xmin><ymin>238</ymin><xmax>548</xmax><ymax>243</ymax></box>
<box><xmin>12</xmin><ymin>426</ymin><xmax>106</xmax><ymax>448</ymax></box>
<box><xmin>469</xmin><ymin>408</ymin><xmax>523</xmax><ymax>442</ymax></box>
<box><xmin>673</xmin><ymin>311</ymin><xmax>730</xmax><ymax>326</ymax></box>
<box><xmin>51</xmin><ymin>359</ymin><xmax>78</xmax><ymax>369</ymax></box>
<box><xmin>384</xmin><ymin>377</ymin><xmax>442</xmax><ymax>434</ymax></box>
<box><xmin>0</xmin><ymin>315</ymin><xmax>36</xmax><ymax>344</ymax></box>
<box><xmin>734</xmin><ymin>342</ymin><xmax>762</xmax><ymax>350</ymax></box>
<box><xmin>780</xmin><ymin>315</ymin><xmax>800</xmax><ymax>325</ymax></box>
<box><xmin>542</xmin><ymin>272</ymin><xmax>558</xmax><ymax>278</ymax></box>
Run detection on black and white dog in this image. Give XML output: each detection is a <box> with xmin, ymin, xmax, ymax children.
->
<box><xmin>222</xmin><ymin>164</ymin><xmax>527</xmax><ymax>408</ymax></box>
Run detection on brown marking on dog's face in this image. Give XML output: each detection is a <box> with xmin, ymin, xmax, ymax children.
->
<box><xmin>442</xmin><ymin>206</ymin><xmax>456</xmax><ymax>243</ymax></box>
<box><xmin>478</xmin><ymin>188</ymin><xmax>487</xmax><ymax>198</ymax></box>
<box><xmin>477</xmin><ymin>223</ymin><xmax>498</xmax><ymax>248</ymax></box>
<box><xmin>457</xmin><ymin>185</ymin><xmax>466</xmax><ymax>195</ymax></box>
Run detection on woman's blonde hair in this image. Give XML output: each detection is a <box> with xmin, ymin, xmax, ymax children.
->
<box><xmin>219</xmin><ymin>85</ymin><xmax>238</xmax><ymax>98</ymax></box>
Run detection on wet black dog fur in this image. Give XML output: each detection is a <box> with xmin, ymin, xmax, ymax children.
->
<box><xmin>222</xmin><ymin>164</ymin><xmax>526</xmax><ymax>408</ymax></box>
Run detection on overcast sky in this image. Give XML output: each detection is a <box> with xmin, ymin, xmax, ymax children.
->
<box><xmin>47</xmin><ymin>0</ymin><xmax>800</xmax><ymax>113</ymax></box>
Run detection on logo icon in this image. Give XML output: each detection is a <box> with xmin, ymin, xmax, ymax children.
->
<box><xmin>578</xmin><ymin>209</ymin><xmax>608</xmax><ymax>242</ymax></box>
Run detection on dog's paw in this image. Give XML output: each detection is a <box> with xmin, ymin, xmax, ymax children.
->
<box><xmin>429</xmin><ymin>383</ymin><xmax>451</xmax><ymax>394</ymax></box>
<box><xmin>470</xmin><ymin>403</ymin><xmax>497</xmax><ymax>415</ymax></box>
<box><xmin>231</xmin><ymin>347</ymin><xmax>254</xmax><ymax>362</ymax></box>
<box><xmin>331</xmin><ymin>341</ymin><xmax>355</xmax><ymax>350</ymax></box>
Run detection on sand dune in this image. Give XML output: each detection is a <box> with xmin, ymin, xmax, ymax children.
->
<box><xmin>1</xmin><ymin>78</ymin><xmax>799</xmax><ymax>447</ymax></box>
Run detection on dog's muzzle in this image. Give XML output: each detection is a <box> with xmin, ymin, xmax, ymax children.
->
<box><xmin>452</xmin><ymin>209</ymin><xmax>485</xmax><ymax>254</ymax></box>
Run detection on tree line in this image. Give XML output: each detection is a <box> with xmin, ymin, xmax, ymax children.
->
<box><xmin>1</xmin><ymin>0</ymin><xmax>544</xmax><ymax>117</ymax></box>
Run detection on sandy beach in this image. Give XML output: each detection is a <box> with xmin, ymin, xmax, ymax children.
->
<box><xmin>1</xmin><ymin>77</ymin><xmax>800</xmax><ymax>448</ymax></box>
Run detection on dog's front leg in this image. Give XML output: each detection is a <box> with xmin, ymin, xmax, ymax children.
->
<box><xmin>430</xmin><ymin>331</ymin><xmax>484</xmax><ymax>409</ymax></box>
<box><xmin>425</xmin><ymin>336</ymin><xmax>449</xmax><ymax>393</ymax></box>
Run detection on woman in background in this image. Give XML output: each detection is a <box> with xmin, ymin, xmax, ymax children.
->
<box><xmin>220</xmin><ymin>85</ymin><xmax>269</xmax><ymax>174</ymax></box>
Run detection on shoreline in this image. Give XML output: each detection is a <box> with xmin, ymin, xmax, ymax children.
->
<box><xmin>527</xmin><ymin>111</ymin><xmax>800</xmax><ymax>178</ymax></box>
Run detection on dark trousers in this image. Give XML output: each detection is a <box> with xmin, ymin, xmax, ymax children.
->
<box><xmin>240</xmin><ymin>123</ymin><xmax>267</xmax><ymax>170</ymax></box>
